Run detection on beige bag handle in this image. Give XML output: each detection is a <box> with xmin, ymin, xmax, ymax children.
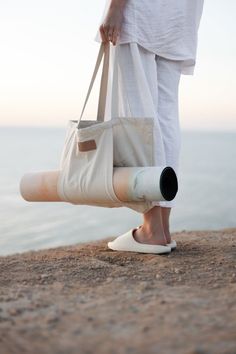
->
<box><xmin>77</xmin><ymin>42</ymin><xmax>110</xmax><ymax>127</ymax></box>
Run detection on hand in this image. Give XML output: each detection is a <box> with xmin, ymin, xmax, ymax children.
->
<box><xmin>99</xmin><ymin>2</ymin><xmax>126</xmax><ymax>46</ymax></box>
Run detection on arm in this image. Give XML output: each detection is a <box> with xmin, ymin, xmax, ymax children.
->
<box><xmin>99</xmin><ymin>0</ymin><xmax>128</xmax><ymax>45</ymax></box>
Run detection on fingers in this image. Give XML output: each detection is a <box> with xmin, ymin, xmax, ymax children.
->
<box><xmin>107</xmin><ymin>28</ymin><xmax>114</xmax><ymax>42</ymax></box>
<box><xmin>99</xmin><ymin>24</ymin><xmax>120</xmax><ymax>45</ymax></box>
<box><xmin>99</xmin><ymin>24</ymin><xmax>108</xmax><ymax>43</ymax></box>
<box><xmin>112</xmin><ymin>28</ymin><xmax>120</xmax><ymax>45</ymax></box>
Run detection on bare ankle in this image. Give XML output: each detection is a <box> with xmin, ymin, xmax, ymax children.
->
<box><xmin>141</xmin><ymin>225</ymin><xmax>164</xmax><ymax>238</ymax></box>
<box><xmin>135</xmin><ymin>226</ymin><xmax>167</xmax><ymax>246</ymax></box>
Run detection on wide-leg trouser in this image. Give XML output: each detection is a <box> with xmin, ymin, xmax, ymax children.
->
<box><xmin>106</xmin><ymin>42</ymin><xmax>182</xmax><ymax>208</ymax></box>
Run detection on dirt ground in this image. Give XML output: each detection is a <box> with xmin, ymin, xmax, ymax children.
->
<box><xmin>0</xmin><ymin>228</ymin><xmax>236</xmax><ymax>354</ymax></box>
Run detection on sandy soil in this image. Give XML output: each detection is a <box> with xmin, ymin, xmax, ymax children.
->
<box><xmin>0</xmin><ymin>228</ymin><xmax>236</xmax><ymax>354</ymax></box>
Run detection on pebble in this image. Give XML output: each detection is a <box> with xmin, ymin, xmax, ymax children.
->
<box><xmin>212</xmin><ymin>283</ymin><xmax>220</xmax><ymax>289</ymax></box>
<box><xmin>130</xmin><ymin>306</ymin><xmax>139</xmax><ymax>313</ymax></box>
<box><xmin>8</xmin><ymin>308</ymin><xmax>22</xmax><ymax>316</ymax></box>
<box><xmin>45</xmin><ymin>314</ymin><xmax>60</xmax><ymax>324</ymax></box>
<box><xmin>230</xmin><ymin>274</ymin><xmax>236</xmax><ymax>283</ymax></box>
<box><xmin>39</xmin><ymin>274</ymin><xmax>49</xmax><ymax>279</ymax></box>
<box><xmin>190</xmin><ymin>347</ymin><xmax>207</xmax><ymax>354</ymax></box>
<box><xmin>142</xmin><ymin>326</ymin><xmax>150</xmax><ymax>332</ymax></box>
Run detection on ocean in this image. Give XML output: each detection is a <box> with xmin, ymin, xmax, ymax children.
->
<box><xmin>0</xmin><ymin>126</ymin><xmax>235</xmax><ymax>256</ymax></box>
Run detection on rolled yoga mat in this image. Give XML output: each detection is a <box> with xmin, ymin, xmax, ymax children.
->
<box><xmin>20</xmin><ymin>166</ymin><xmax>178</xmax><ymax>203</ymax></box>
<box><xmin>20</xmin><ymin>170</ymin><xmax>62</xmax><ymax>202</ymax></box>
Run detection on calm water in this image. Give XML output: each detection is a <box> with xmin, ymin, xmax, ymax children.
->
<box><xmin>0</xmin><ymin>126</ymin><xmax>235</xmax><ymax>256</ymax></box>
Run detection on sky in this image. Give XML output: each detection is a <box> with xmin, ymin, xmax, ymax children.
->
<box><xmin>0</xmin><ymin>0</ymin><xmax>235</xmax><ymax>131</ymax></box>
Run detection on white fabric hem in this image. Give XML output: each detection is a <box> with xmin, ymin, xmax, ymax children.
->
<box><xmin>94</xmin><ymin>36</ymin><xmax>196</xmax><ymax>76</ymax></box>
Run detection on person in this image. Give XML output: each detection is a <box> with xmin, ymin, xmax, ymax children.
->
<box><xmin>94</xmin><ymin>0</ymin><xmax>204</xmax><ymax>251</ymax></box>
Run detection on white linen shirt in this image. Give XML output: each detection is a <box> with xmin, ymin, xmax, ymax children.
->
<box><xmin>94</xmin><ymin>0</ymin><xmax>204</xmax><ymax>75</ymax></box>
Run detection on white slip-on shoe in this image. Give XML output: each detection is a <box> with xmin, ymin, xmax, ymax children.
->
<box><xmin>167</xmin><ymin>240</ymin><xmax>177</xmax><ymax>250</ymax></box>
<box><xmin>107</xmin><ymin>227</ymin><xmax>171</xmax><ymax>255</ymax></box>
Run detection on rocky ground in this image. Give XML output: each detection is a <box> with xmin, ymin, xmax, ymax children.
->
<box><xmin>0</xmin><ymin>228</ymin><xmax>236</xmax><ymax>354</ymax></box>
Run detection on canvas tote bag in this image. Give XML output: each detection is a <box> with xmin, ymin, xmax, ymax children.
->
<box><xmin>57</xmin><ymin>41</ymin><xmax>157</xmax><ymax>214</ymax></box>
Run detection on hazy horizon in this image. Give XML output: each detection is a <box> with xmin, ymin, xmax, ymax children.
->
<box><xmin>0</xmin><ymin>124</ymin><xmax>235</xmax><ymax>133</ymax></box>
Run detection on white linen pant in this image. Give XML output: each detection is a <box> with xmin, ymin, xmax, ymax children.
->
<box><xmin>105</xmin><ymin>42</ymin><xmax>182</xmax><ymax>209</ymax></box>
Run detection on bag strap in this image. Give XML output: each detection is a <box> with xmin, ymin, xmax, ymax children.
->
<box><xmin>77</xmin><ymin>42</ymin><xmax>110</xmax><ymax>127</ymax></box>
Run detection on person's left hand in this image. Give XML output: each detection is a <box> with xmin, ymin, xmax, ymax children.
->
<box><xmin>99</xmin><ymin>3</ymin><xmax>126</xmax><ymax>45</ymax></box>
